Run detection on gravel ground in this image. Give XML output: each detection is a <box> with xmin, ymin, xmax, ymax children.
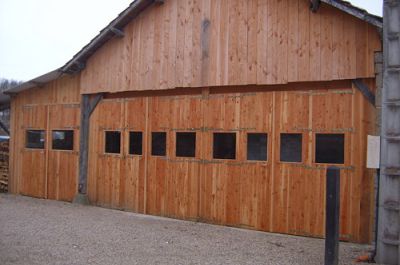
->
<box><xmin>0</xmin><ymin>194</ymin><xmax>376</xmax><ymax>265</ymax></box>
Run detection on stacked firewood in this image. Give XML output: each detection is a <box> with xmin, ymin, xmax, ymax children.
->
<box><xmin>0</xmin><ymin>141</ymin><xmax>9</xmax><ymax>193</ymax></box>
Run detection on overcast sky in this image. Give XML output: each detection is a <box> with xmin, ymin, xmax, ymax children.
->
<box><xmin>0</xmin><ymin>0</ymin><xmax>383</xmax><ymax>82</ymax></box>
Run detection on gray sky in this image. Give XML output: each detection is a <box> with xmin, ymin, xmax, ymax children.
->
<box><xmin>0</xmin><ymin>0</ymin><xmax>383</xmax><ymax>81</ymax></box>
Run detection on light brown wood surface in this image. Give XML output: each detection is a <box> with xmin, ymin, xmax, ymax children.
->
<box><xmin>9</xmin><ymin>75</ymin><xmax>80</xmax><ymax>201</ymax></box>
<box><xmin>80</xmin><ymin>0</ymin><xmax>381</xmax><ymax>94</ymax></box>
<box><xmin>9</xmin><ymin>78</ymin><xmax>376</xmax><ymax>243</ymax></box>
<box><xmin>85</xmin><ymin>81</ymin><xmax>375</xmax><ymax>243</ymax></box>
<box><xmin>7</xmin><ymin>0</ymin><xmax>381</xmax><ymax>245</ymax></box>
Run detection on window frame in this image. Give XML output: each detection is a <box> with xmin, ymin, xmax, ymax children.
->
<box><xmin>51</xmin><ymin>129</ymin><xmax>75</xmax><ymax>152</ymax></box>
<box><xmin>279</xmin><ymin>133</ymin><xmax>303</xmax><ymax>164</ymax></box>
<box><xmin>104</xmin><ymin>130</ymin><xmax>122</xmax><ymax>155</ymax></box>
<box><xmin>212</xmin><ymin>132</ymin><xmax>237</xmax><ymax>160</ymax></box>
<box><xmin>175</xmin><ymin>131</ymin><xmax>196</xmax><ymax>158</ymax></box>
<box><xmin>25</xmin><ymin>129</ymin><xmax>46</xmax><ymax>150</ymax></box>
<box><xmin>151</xmin><ymin>131</ymin><xmax>167</xmax><ymax>157</ymax></box>
<box><xmin>314</xmin><ymin>133</ymin><xmax>345</xmax><ymax>165</ymax></box>
<box><xmin>246</xmin><ymin>132</ymin><xmax>269</xmax><ymax>162</ymax></box>
<box><xmin>128</xmin><ymin>131</ymin><xmax>143</xmax><ymax>156</ymax></box>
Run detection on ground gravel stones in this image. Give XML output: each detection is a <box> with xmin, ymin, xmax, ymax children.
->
<box><xmin>0</xmin><ymin>194</ymin><xmax>379</xmax><ymax>265</ymax></box>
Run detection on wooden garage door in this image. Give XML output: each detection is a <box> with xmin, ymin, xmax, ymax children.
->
<box><xmin>146</xmin><ymin>95</ymin><xmax>202</xmax><ymax>219</ymax></box>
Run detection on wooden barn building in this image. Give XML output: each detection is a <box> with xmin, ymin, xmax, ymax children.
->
<box><xmin>6</xmin><ymin>0</ymin><xmax>383</xmax><ymax>244</ymax></box>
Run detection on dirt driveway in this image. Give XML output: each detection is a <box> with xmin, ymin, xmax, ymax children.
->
<box><xmin>0</xmin><ymin>194</ymin><xmax>375</xmax><ymax>265</ymax></box>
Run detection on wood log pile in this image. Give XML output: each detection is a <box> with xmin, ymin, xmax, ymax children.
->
<box><xmin>0</xmin><ymin>141</ymin><xmax>9</xmax><ymax>193</ymax></box>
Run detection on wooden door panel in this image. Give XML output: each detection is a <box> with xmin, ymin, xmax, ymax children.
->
<box><xmin>20</xmin><ymin>150</ymin><xmax>46</xmax><ymax>198</ymax></box>
<box><xmin>47</xmin><ymin>152</ymin><xmax>78</xmax><ymax>201</ymax></box>
<box><xmin>146</xmin><ymin>95</ymin><xmax>202</xmax><ymax>219</ymax></box>
<box><xmin>94</xmin><ymin>100</ymin><xmax>125</xmax><ymax>208</ymax></box>
<box><xmin>123</xmin><ymin>98</ymin><xmax>147</xmax><ymax>213</ymax></box>
<box><xmin>20</xmin><ymin>105</ymin><xmax>47</xmax><ymax>198</ymax></box>
<box><xmin>47</xmin><ymin>104</ymin><xmax>79</xmax><ymax>202</ymax></box>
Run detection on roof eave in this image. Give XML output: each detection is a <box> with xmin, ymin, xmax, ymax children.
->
<box><xmin>4</xmin><ymin>69</ymin><xmax>63</xmax><ymax>95</ymax></box>
<box><xmin>321</xmin><ymin>0</ymin><xmax>383</xmax><ymax>28</ymax></box>
<box><xmin>61</xmin><ymin>0</ymin><xmax>158</xmax><ymax>74</ymax></box>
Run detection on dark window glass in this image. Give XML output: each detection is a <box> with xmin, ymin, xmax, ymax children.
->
<box><xmin>213</xmin><ymin>133</ymin><xmax>236</xmax><ymax>160</ymax></box>
<box><xmin>152</xmin><ymin>132</ymin><xmax>166</xmax><ymax>156</ymax></box>
<box><xmin>176</xmin><ymin>132</ymin><xmax>196</xmax><ymax>157</ymax></box>
<box><xmin>280</xmin><ymin>133</ymin><xmax>302</xmax><ymax>162</ymax></box>
<box><xmin>26</xmin><ymin>130</ymin><xmax>45</xmax><ymax>149</ymax></box>
<box><xmin>315</xmin><ymin>134</ymin><xmax>345</xmax><ymax>164</ymax></box>
<box><xmin>129</xmin><ymin>131</ymin><xmax>143</xmax><ymax>155</ymax></box>
<box><xmin>105</xmin><ymin>131</ymin><xmax>121</xmax><ymax>154</ymax></box>
<box><xmin>247</xmin><ymin>133</ymin><xmax>268</xmax><ymax>161</ymax></box>
<box><xmin>52</xmin><ymin>130</ymin><xmax>74</xmax><ymax>151</ymax></box>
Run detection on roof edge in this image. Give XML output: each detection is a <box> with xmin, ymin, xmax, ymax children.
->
<box><xmin>321</xmin><ymin>0</ymin><xmax>383</xmax><ymax>28</ymax></box>
<box><xmin>61</xmin><ymin>0</ymin><xmax>158</xmax><ymax>74</ymax></box>
<box><xmin>4</xmin><ymin>69</ymin><xmax>63</xmax><ymax>95</ymax></box>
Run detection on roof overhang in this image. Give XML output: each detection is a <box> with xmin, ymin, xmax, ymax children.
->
<box><xmin>0</xmin><ymin>93</ymin><xmax>10</xmax><ymax>110</ymax></box>
<box><xmin>5</xmin><ymin>69</ymin><xmax>63</xmax><ymax>95</ymax></box>
<box><xmin>4</xmin><ymin>0</ymin><xmax>161</xmax><ymax>97</ymax></box>
<box><xmin>320</xmin><ymin>0</ymin><xmax>383</xmax><ymax>28</ymax></box>
<box><xmin>61</xmin><ymin>0</ymin><xmax>160</xmax><ymax>74</ymax></box>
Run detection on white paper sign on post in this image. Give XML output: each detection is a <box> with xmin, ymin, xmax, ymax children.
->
<box><xmin>367</xmin><ymin>135</ymin><xmax>380</xmax><ymax>169</ymax></box>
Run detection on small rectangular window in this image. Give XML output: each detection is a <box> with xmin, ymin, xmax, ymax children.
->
<box><xmin>176</xmin><ymin>132</ymin><xmax>196</xmax><ymax>157</ymax></box>
<box><xmin>105</xmin><ymin>131</ymin><xmax>121</xmax><ymax>154</ymax></box>
<box><xmin>280</xmin><ymin>133</ymin><xmax>302</xmax><ymax>162</ymax></box>
<box><xmin>129</xmin><ymin>131</ymin><xmax>143</xmax><ymax>155</ymax></box>
<box><xmin>247</xmin><ymin>133</ymin><xmax>268</xmax><ymax>161</ymax></box>
<box><xmin>26</xmin><ymin>130</ymin><xmax>45</xmax><ymax>149</ymax></box>
<box><xmin>213</xmin><ymin>133</ymin><xmax>236</xmax><ymax>160</ymax></box>
<box><xmin>52</xmin><ymin>130</ymin><xmax>74</xmax><ymax>151</ymax></box>
<box><xmin>152</xmin><ymin>132</ymin><xmax>166</xmax><ymax>156</ymax></box>
<box><xmin>315</xmin><ymin>134</ymin><xmax>345</xmax><ymax>164</ymax></box>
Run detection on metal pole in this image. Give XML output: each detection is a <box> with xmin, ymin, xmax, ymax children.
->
<box><xmin>325</xmin><ymin>167</ymin><xmax>340</xmax><ymax>265</ymax></box>
<box><xmin>325</xmin><ymin>166</ymin><xmax>340</xmax><ymax>265</ymax></box>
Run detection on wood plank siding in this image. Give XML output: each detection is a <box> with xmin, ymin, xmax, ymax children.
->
<box><xmin>80</xmin><ymin>0</ymin><xmax>381</xmax><ymax>94</ymax></box>
<box><xmin>9</xmin><ymin>75</ymin><xmax>80</xmax><ymax>201</ymax></box>
<box><xmin>84</xmin><ymin>82</ymin><xmax>376</xmax><ymax>243</ymax></box>
<box><xmin>8</xmin><ymin>0</ymin><xmax>382</xmax><ymax>244</ymax></box>
<box><xmin>9</xmin><ymin>80</ymin><xmax>377</xmax><ymax>243</ymax></box>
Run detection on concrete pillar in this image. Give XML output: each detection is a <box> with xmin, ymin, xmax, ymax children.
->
<box><xmin>377</xmin><ymin>1</ymin><xmax>400</xmax><ymax>264</ymax></box>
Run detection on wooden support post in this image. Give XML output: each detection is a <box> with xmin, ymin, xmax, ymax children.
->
<box><xmin>73</xmin><ymin>94</ymin><xmax>103</xmax><ymax>204</ymax></box>
<box><xmin>325</xmin><ymin>166</ymin><xmax>340</xmax><ymax>265</ymax></box>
